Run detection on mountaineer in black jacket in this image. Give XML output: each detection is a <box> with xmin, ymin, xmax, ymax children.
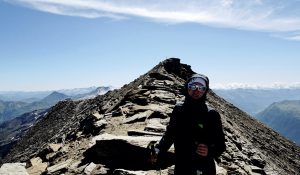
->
<box><xmin>150</xmin><ymin>74</ymin><xmax>226</xmax><ymax>175</ymax></box>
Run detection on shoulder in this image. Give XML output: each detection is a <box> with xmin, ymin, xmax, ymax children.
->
<box><xmin>173</xmin><ymin>102</ymin><xmax>183</xmax><ymax>112</ymax></box>
<box><xmin>173</xmin><ymin>101</ymin><xmax>184</xmax><ymax>111</ymax></box>
<box><xmin>170</xmin><ymin>101</ymin><xmax>184</xmax><ymax>118</ymax></box>
<box><xmin>207</xmin><ymin>104</ymin><xmax>217</xmax><ymax>113</ymax></box>
<box><xmin>207</xmin><ymin>105</ymin><xmax>221</xmax><ymax>120</ymax></box>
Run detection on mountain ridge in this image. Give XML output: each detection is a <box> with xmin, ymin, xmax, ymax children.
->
<box><xmin>0</xmin><ymin>109</ymin><xmax>48</xmax><ymax>160</ymax></box>
<box><xmin>0</xmin><ymin>87</ymin><xmax>113</xmax><ymax>124</ymax></box>
<box><xmin>214</xmin><ymin>88</ymin><xmax>300</xmax><ymax>115</ymax></box>
<box><xmin>0</xmin><ymin>92</ymin><xmax>69</xmax><ymax>124</ymax></box>
<box><xmin>1</xmin><ymin>58</ymin><xmax>299</xmax><ymax>175</ymax></box>
<box><xmin>0</xmin><ymin>86</ymin><xmax>104</xmax><ymax>102</ymax></box>
<box><xmin>256</xmin><ymin>100</ymin><xmax>300</xmax><ymax>145</ymax></box>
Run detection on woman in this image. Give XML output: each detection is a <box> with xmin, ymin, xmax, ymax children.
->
<box><xmin>152</xmin><ymin>73</ymin><xmax>226</xmax><ymax>175</ymax></box>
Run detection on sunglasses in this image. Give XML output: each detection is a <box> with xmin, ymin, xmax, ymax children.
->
<box><xmin>188</xmin><ymin>84</ymin><xmax>207</xmax><ymax>91</ymax></box>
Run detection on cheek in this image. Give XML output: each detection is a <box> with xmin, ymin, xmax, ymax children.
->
<box><xmin>188</xmin><ymin>90</ymin><xmax>205</xmax><ymax>99</ymax></box>
<box><xmin>188</xmin><ymin>89</ymin><xmax>194</xmax><ymax>96</ymax></box>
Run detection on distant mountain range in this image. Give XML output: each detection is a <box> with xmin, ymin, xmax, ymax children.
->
<box><xmin>256</xmin><ymin>100</ymin><xmax>300</xmax><ymax>145</ymax></box>
<box><xmin>0</xmin><ymin>86</ymin><xmax>113</xmax><ymax>160</ymax></box>
<box><xmin>214</xmin><ymin>88</ymin><xmax>300</xmax><ymax>115</ymax></box>
<box><xmin>0</xmin><ymin>86</ymin><xmax>113</xmax><ymax>124</ymax></box>
<box><xmin>72</xmin><ymin>86</ymin><xmax>113</xmax><ymax>100</ymax></box>
<box><xmin>0</xmin><ymin>86</ymin><xmax>100</xmax><ymax>102</ymax></box>
<box><xmin>214</xmin><ymin>88</ymin><xmax>300</xmax><ymax>146</ymax></box>
<box><xmin>0</xmin><ymin>92</ymin><xmax>69</xmax><ymax>124</ymax></box>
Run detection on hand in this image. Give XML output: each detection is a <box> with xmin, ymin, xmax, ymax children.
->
<box><xmin>196</xmin><ymin>143</ymin><xmax>208</xmax><ymax>157</ymax></box>
<box><xmin>148</xmin><ymin>147</ymin><xmax>159</xmax><ymax>164</ymax></box>
<box><xmin>149</xmin><ymin>153</ymin><xmax>158</xmax><ymax>164</ymax></box>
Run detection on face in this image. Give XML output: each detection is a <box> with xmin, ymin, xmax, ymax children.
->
<box><xmin>187</xmin><ymin>82</ymin><xmax>206</xmax><ymax>99</ymax></box>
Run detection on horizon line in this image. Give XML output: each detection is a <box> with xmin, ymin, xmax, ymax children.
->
<box><xmin>1</xmin><ymin>83</ymin><xmax>300</xmax><ymax>92</ymax></box>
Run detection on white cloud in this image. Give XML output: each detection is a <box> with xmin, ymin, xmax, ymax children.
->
<box><xmin>7</xmin><ymin>0</ymin><xmax>300</xmax><ymax>40</ymax></box>
<box><xmin>271</xmin><ymin>31</ymin><xmax>300</xmax><ymax>41</ymax></box>
<box><xmin>211</xmin><ymin>82</ymin><xmax>300</xmax><ymax>89</ymax></box>
<box><xmin>282</xmin><ymin>34</ymin><xmax>300</xmax><ymax>41</ymax></box>
<box><xmin>287</xmin><ymin>35</ymin><xmax>300</xmax><ymax>41</ymax></box>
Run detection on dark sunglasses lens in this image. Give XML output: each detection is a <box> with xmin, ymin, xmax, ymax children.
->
<box><xmin>189</xmin><ymin>85</ymin><xmax>195</xmax><ymax>90</ymax></box>
<box><xmin>188</xmin><ymin>84</ymin><xmax>206</xmax><ymax>91</ymax></box>
<box><xmin>200</xmin><ymin>86</ymin><xmax>207</xmax><ymax>91</ymax></box>
<box><xmin>188</xmin><ymin>85</ymin><xmax>196</xmax><ymax>90</ymax></box>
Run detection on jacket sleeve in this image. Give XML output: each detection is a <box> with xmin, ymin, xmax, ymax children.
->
<box><xmin>155</xmin><ymin>105</ymin><xmax>180</xmax><ymax>153</ymax></box>
<box><xmin>208</xmin><ymin>110</ymin><xmax>226</xmax><ymax>158</ymax></box>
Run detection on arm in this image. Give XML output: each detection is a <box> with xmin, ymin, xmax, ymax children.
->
<box><xmin>148</xmin><ymin>105</ymin><xmax>181</xmax><ymax>164</ymax></box>
<box><xmin>155</xmin><ymin>105</ymin><xmax>181</xmax><ymax>153</ymax></box>
<box><xmin>208</xmin><ymin>110</ymin><xmax>226</xmax><ymax>158</ymax></box>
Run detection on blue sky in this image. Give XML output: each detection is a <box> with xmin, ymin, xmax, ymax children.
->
<box><xmin>1</xmin><ymin>0</ymin><xmax>300</xmax><ymax>91</ymax></box>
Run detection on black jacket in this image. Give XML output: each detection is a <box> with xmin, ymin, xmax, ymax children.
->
<box><xmin>156</xmin><ymin>99</ymin><xmax>226</xmax><ymax>175</ymax></box>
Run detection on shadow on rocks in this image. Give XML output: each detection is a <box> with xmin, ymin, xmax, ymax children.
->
<box><xmin>81</xmin><ymin>139</ymin><xmax>174</xmax><ymax>171</ymax></box>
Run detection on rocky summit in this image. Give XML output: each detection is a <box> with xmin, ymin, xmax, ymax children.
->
<box><xmin>1</xmin><ymin>58</ymin><xmax>299</xmax><ymax>175</ymax></box>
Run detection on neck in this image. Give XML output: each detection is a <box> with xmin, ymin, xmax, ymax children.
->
<box><xmin>184</xmin><ymin>96</ymin><xmax>206</xmax><ymax>107</ymax></box>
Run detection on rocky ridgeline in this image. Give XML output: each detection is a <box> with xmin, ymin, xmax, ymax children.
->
<box><xmin>1</xmin><ymin>58</ymin><xmax>299</xmax><ymax>175</ymax></box>
<box><xmin>0</xmin><ymin>109</ymin><xmax>48</xmax><ymax>160</ymax></box>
